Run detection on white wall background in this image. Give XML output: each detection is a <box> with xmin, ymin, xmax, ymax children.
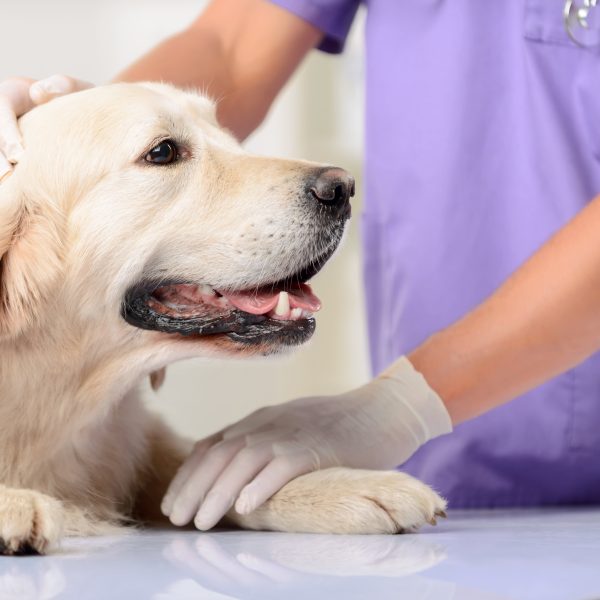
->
<box><xmin>0</xmin><ymin>0</ymin><xmax>370</xmax><ymax>439</ymax></box>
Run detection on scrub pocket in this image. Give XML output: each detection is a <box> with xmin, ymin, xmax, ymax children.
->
<box><xmin>524</xmin><ymin>0</ymin><xmax>577</xmax><ymax>46</ymax></box>
<box><xmin>525</xmin><ymin>0</ymin><xmax>600</xmax><ymax>49</ymax></box>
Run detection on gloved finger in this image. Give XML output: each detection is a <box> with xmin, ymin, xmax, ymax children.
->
<box><xmin>0</xmin><ymin>100</ymin><xmax>26</xmax><ymax>163</ymax></box>
<box><xmin>0</xmin><ymin>152</ymin><xmax>11</xmax><ymax>182</ymax></box>
<box><xmin>221</xmin><ymin>405</ymin><xmax>285</xmax><ymax>440</ymax></box>
<box><xmin>168</xmin><ymin>436</ymin><xmax>246</xmax><ymax>526</ymax></box>
<box><xmin>0</xmin><ymin>77</ymin><xmax>37</xmax><ymax>113</ymax></box>
<box><xmin>193</xmin><ymin>441</ymin><xmax>277</xmax><ymax>531</ymax></box>
<box><xmin>234</xmin><ymin>451</ymin><xmax>320</xmax><ymax>515</ymax></box>
<box><xmin>0</xmin><ymin>78</ymin><xmax>36</xmax><ymax>162</ymax></box>
<box><xmin>161</xmin><ymin>432</ymin><xmax>222</xmax><ymax>516</ymax></box>
<box><xmin>29</xmin><ymin>74</ymin><xmax>94</xmax><ymax>105</ymax></box>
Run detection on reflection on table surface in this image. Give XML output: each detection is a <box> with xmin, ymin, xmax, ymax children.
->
<box><xmin>0</xmin><ymin>509</ymin><xmax>599</xmax><ymax>600</ymax></box>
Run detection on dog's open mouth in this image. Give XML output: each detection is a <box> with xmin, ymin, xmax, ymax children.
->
<box><xmin>122</xmin><ymin>263</ymin><xmax>325</xmax><ymax>346</ymax></box>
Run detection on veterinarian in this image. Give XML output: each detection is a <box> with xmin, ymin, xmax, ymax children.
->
<box><xmin>2</xmin><ymin>0</ymin><xmax>600</xmax><ymax>531</ymax></box>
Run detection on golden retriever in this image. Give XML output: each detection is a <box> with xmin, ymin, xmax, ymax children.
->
<box><xmin>0</xmin><ymin>83</ymin><xmax>445</xmax><ymax>555</ymax></box>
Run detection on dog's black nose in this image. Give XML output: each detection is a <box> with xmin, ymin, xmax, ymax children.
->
<box><xmin>309</xmin><ymin>168</ymin><xmax>354</xmax><ymax>219</ymax></box>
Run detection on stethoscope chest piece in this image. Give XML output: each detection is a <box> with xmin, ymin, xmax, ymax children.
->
<box><xmin>564</xmin><ymin>0</ymin><xmax>600</xmax><ymax>47</ymax></box>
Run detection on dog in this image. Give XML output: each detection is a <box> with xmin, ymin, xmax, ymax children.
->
<box><xmin>0</xmin><ymin>82</ymin><xmax>445</xmax><ymax>555</ymax></box>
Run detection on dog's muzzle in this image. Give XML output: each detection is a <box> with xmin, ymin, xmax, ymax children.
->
<box><xmin>121</xmin><ymin>166</ymin><xmax>354</xmax><ymax>349</ymax></box>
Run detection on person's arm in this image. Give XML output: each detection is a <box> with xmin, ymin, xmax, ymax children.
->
<box><xmin>409</xmin><ymin>192</ymin><xmax>600</xmax><ymax>424</ymax></box>
<box><xmin>116</xmin><ymin>0</ymin><xmax>323</xmax><ymax>139</ymax></box>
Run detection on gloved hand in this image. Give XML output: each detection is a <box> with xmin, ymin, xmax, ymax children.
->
<box><xmin>161</xmin><ymin>356</ymin><xmax>453</xmax><ymax>531</ymax></box>
<box><xmin>0</xmin><ymin>75</ymin><xmax>93</xmax><ymax>180</ymax></box>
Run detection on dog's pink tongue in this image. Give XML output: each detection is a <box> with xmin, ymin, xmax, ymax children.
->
<box><xmin>221</xmin><ymin>284</ymin><xmax>321</xmax><ymax>315</ymax></box>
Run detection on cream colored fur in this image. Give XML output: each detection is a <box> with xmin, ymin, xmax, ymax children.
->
<box><xmin>0</xmin><ymin>83</ymin><xmax>445</xmax><ymax>555</ymax></box>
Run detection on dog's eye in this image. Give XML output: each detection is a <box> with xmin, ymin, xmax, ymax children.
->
<box><xmin>145</xmin><ymin>140</ymin><xmax>178</xmax><ymax>165</ymax></box>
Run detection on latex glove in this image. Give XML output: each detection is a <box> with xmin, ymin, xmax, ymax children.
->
<box><xmin>161</xmin><ymin>356</ymin><xmax>453</xmax><ymax>531</ymax></box>
<box><xmin>0</xmin><ymin>75</ymin><xmax>93</xmax><ymax>180</ymax></box>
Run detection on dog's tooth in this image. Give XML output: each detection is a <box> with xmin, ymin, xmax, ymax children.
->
<box><xmin>275</xmin><ymin>291</ymin><xmax>290</xmax><ymax>316</ymax></box>
<box><xmin>290</xmin><ymin>307</ymin><xmax>302</xmax><ymax>320</ymax></box>
<box><xmin>199</xmin><ymin>284</ymin><xmax>216</xmax><ymax>296</ymax></box>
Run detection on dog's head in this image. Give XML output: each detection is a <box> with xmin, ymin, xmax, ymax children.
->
<box><xmin>0</xmin><ymin>83</ymin><xmax>352</xmax><ymax>367</ymax></box>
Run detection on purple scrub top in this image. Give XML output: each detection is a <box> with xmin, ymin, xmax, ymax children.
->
<box><xmin>271</xmin><ymin>0</ymin><xmax>600</xmax><ymax>507</ymax></box>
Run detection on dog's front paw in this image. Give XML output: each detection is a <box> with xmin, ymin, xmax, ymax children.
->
<box><xmin>0</xmin><ymin>486</ymin><xmax>64</xmax><ymax>555</ymax></box>
<box><xmin>231</xmin><ymin>467</ymin><xmax>447</xmax><ymax>535</ymax></box>
<box><xmin>331</xmin><ymin>469</ymin><xmax>448</xmax><ymax>534</ymax></box>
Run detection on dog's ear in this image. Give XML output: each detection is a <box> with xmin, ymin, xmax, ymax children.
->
<box><xmin>0</xmin><ymin>180</ymin><xmax>63</xmax><ymax>338</ymax></box>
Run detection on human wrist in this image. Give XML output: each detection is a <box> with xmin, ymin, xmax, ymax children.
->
<box><xmin>408</xmin><ymin>320</ymin><xmax>512</xmax><ymax>425</ymax></box>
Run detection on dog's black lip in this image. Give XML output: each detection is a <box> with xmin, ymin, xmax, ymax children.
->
<box><xmin>122</xmin><ymin>291</ymin><xmax>316</xmax><ymax>346</ymax></box>
<box><xmin>120</xmin><ymin>250</ymin><xmax>332</xmax><ymax>345</ymax></box>
<box><xmin>226</xmin><ymin>316</ymin><xmax>316</xmax><ymax>347</ymax></box>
